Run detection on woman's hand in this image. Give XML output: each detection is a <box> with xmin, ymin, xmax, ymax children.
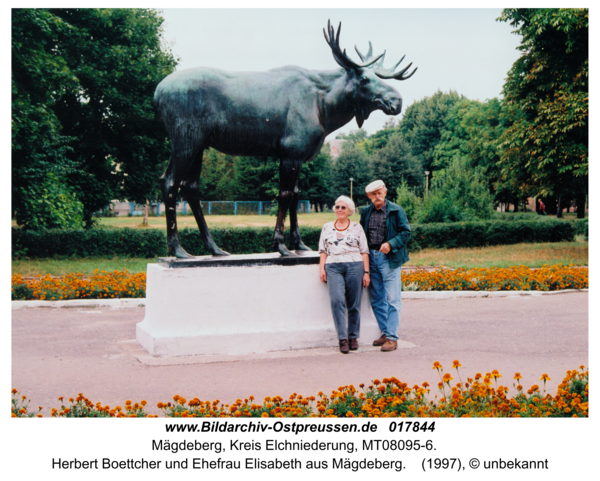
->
<box><xmin>319</xmin><ymin>252</ymin><xmax>328</xmax><ymax>283</ymax></box>
<box><xmin>320</xmin><ymin>268</ymin><xmax>327</xmax><ymax>284</ymax></box>
<box><xmin>363</xmin><ymin>273</ymin><xmax>370</xmax><ymax>288</ymax></box>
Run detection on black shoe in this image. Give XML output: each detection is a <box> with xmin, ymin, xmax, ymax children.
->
<box><xmin>349</xmin><ymin>338</ymin><xmax>358</xmax><ymax>351</ymax></box>
<box><xmin>339</xmin><ymin>339</ymin><xmax>349</xmax><ymax>354</ymax></box>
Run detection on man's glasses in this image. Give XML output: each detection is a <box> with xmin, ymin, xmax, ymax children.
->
<box><xmin>333</xmin><ymin>205</ymin><xmax>347</xmax><ymax>210</ymax></box>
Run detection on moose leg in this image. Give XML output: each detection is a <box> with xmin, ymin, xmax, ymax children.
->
<box><xmin>273</xmin><ymin>159</ymin><xmax>301</xmax><ymax>256</ymax></box>
<box><xmin>180</xmin><ymin>151</ymin><xmax>229</xmax><ymax>256</ymax></box>
<box><xmin>289</xmin><ymin>173</ymin><xmax>311</xmax><ymax>252</ymax></box>
<box><xmin>160</xmin><ymin>156</ymin><xmax>193</xmax><ymax>258</ymax></box>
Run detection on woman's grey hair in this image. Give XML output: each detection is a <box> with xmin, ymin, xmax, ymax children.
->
<box><xmin>335</xmin><ymin>195</ymin><xmax>356</xmax><ymax>215</ymax></box>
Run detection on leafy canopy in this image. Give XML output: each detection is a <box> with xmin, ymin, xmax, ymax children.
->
<box><xmin>12</xmin><ymin>8</ymin><xmax>177</xmax><ymax>228</ymax></box>
<box><xmin>496</xmin><ymin>9</ymin><xmax>588</xmax><ymax>204</ymax></box>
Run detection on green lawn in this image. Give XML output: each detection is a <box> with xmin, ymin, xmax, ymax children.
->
<box><xmin>95</xmin><ymin>212</ymin><xmax>339</xmax><ymax>229</ymax></box>
<box><xmin>10</xmin><ymin>212</ymin><xmax>340</xmax><ymax>230</ymax></box>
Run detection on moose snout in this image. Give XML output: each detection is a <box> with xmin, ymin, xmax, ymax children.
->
<box><xmin>380</xmin><ymin>94</ymin><xmax>402</xmax><ymax>115</ymax></box>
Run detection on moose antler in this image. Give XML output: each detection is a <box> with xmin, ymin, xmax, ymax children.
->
<box><xmin>354</xmin><ymin>42</ymin><xmax>374</xmax><ymax>63</ymax></box>
<box><xmin>355</xmin><ymin>41</ymin><xmax>417</xmax><ymax>81</ymax></box>
<box><xmin>324</xmin><ymin>20</ymin><xmax>383</xmax><ymax>70</ymax></box>
<box><xmin>374</xmin><ymin>55</ymin><xmax>418</xmax><ymax>80</ymax></box>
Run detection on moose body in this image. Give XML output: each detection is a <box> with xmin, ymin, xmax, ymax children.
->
<box><xmin>155</xmin><ymin>21</ymin><xmax>416</xmax><ymax>258</ymax></box>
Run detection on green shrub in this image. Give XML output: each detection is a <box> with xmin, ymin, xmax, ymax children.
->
<box><xmin>395</xmin><ymin>181</ymin><xmax>420</xmax><ymax>222</ymax></box>
<box><xmin>573</xmin><ymin>219</ymin><xmax>588</xmax><ymax>239</ymax></box>
<box><xmin>11</xmin><ymin>219</ymin><xmax>576</xmax><ymax>259</ymax></box>
<box><xmin>15</xmin><ymin>172</ymin><xmax>85</xmax><ymax>230</ymax></box>
<box><xmin>408</xmin><ymin>219</ymin><xmax>575</xmax><ymax>250</ymax></box>
<box><xmin>12</xmin><ymin>228</ymin><xmax>168</xmax><ymax>259</ymax></box>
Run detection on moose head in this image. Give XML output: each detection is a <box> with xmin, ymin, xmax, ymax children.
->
<box><xmin>323</xmin><ymin>19</ymin><xmax>417</xmax><ymax>127</ymax></box>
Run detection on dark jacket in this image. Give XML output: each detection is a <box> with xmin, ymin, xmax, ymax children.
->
<box><xmin>360</xmin><ymin>199</ymin><xmax>411</xmax><ymax>268</ymax></box>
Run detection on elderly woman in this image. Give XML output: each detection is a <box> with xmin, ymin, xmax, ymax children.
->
<box><xmin>319</xmin><ymin>195</ymin><xmax>370</xmax><ymax>354</ymax></box>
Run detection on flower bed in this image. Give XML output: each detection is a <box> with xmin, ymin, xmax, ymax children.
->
<box><xmin>402</xmin><ymin>264</ymin><xmax>587</xmax><ymax>291</ymax></box>
<box><xmin>11</xmin><ymin>265</ymin><xmax>587</xmax><ymax>301</ymax></box>
<box><xmin>11</xmin><ymin>270</ymin><xmax>146</xmax><ymax>301</ymax></box>
<box><xmin>12</xmin><ymin>364</ymin><xmax>588</xmax><ymax>418</ymax></box>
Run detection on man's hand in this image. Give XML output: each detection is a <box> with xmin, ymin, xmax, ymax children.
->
<box><xmin>379</xmin><ymin>242</ymin><xmax>391</xmax><ymax>254</ymax></box>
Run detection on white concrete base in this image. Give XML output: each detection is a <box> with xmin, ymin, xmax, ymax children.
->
<box><xmin>136</xmin><ymin>263</ymin><xmax>380</xmax><ymax>357</ymax></box>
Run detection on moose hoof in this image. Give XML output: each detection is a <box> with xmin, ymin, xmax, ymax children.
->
<box><xmin>171</xmin><ymin>246</ymin><xmax>194</xmax><ymax>259</ymax></box>
<box><xmin>294</xmin><ymin>242</ymin><xmax>312</xmax><ymax>251</ymax></box>
<box><xmin>277</xmin><ymin>245</ymin><xmax>297</xmax><ymax>257</ymax></box>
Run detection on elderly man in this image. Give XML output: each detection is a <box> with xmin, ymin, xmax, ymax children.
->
<box><xmin>360</xmin><ymin>180</ymin><xmax>411</xmax><ymax>352</ymax></box>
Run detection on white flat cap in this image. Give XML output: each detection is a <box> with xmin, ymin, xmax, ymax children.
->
<box><xmin>365</xmin><ymin>180</ymin><xmax>386</xmax><ymax>193</ymax></box>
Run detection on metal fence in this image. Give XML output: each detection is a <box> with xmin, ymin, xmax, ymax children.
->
<box><xmin>107</xmin><ymin>200</ymin><xmax>311</xmax><ymax>216</ymax></box>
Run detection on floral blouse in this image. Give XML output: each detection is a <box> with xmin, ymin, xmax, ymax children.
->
<box><xmin>318</xmin><ymin>221</ymin><xmax>369</xmax><ymax>264</ymax></box>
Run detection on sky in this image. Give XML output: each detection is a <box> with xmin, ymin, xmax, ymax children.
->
<box><xmin>158</xmin><ymin>8</ymin><xmax>523</xmax><ymax>137</ymax></box>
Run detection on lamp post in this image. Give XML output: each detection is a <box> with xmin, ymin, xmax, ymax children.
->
<box><xmin>350</xmin><ymin>177</ymin><xmax>354</xmax><ymax>202</ymax></box>
<box><xmin>425</xmin><ymin>171</ymin><xmax>430</xmax><ymax>196</ymax></box>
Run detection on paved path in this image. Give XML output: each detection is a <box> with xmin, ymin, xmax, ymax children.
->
<box><xmin>12</xmin><ymin>292</ymin><xmax>588</xmax><ymax>416</ymax></box>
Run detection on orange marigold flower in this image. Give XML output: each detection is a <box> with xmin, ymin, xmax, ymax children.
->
<box><xmin>539</xmin><ymin>374</ymin><xmax>551</xmax><ymax>382</ymax></box>
<box><xmin>433</xmin><ymin>361</ymin><xmax>442</xmax><ymax>370</ymax></box>
<box><xmin>452</xmin><ymin>360</ymin><xmax>461</xmax><ymax>369</ymax></box>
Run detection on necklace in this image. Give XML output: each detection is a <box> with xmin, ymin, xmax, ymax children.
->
<box><xmin>334</xmin><ymin>220</ymin><xmax>350</xmax><ymax>231</ymax></box>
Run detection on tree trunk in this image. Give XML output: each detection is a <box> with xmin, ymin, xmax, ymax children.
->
<box><xmin>545</xmin><ymin>197</ymin><xmax>557</xmax><ymax>216</ymax></box>
<box><xmin>143</xmin><ymin>200</ymin><xmax>149</xmax><ymax>226</ymax></box>
<box><xmin>556</xmin><ymin>196</ymin><xmax>563</xmax><ymax>218</ymax></box>
<box><xmin>575</xmin><ymin>194</ymin><xmax>587</xmax><ymax>219</ymax></box>
<box><xmin>513</xmin><ymin>198</ymin><xmax>519</xmax><ymax>213</ymax></box>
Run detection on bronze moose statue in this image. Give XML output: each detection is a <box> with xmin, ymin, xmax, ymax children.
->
<box><xmin>154</xmin><ymin>20</ymin><xmax>417</xmax><ymax>258</ymax></box>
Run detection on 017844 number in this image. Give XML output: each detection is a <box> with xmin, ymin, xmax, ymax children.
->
<box><xmin>389</xmin><ymin>421</ymin><xmax>435</xmax><ymax>433</ymax></box>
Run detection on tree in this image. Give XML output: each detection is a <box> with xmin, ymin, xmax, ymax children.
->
<box><xmin>12</xmin><ymin>9</ymin><xmax>82</xmax><ymax>229</ymax></box>
<box><xmin>297</xmin><ymin>145</ymin><xmax>334</xmax><ymax>211</ymax></box>
<box><xmin>335</xmin><ymin>128</ymin><xmax>369</xmax><ymax>146</ymax></box>
<box><xmin>329</xmin><ymin>143</ymin><xmax>372</xmax><ymax>207</ymax></box>
<box><xmin>432</xmin><ymin>98</ymin><xmax>525</xmax><ymax>209</ymax></box>
<box><xmin>416</xmin><ymin>157</ymin><xmax>495</xmax><ymax>224</ymax></box>
<box><xmin>369</xmin><ymin>132</ymin><xmax>423</xmax><ymax>196</ymax></box>
<box><xmin>361</xmin><ymin>119</ymin><xmax>398</xmax><ymax>154</ymax></box>
<box><xmin>398</xmin><ymin>90</ymin><xmax>464</xmax><ymax>173</ymax></box>
<box><xmin>497</xmin><ymin>8</ymin><xmax>588</xmax><ymax>218</ymax></box>
<box><xmin>12</xmin><ymin>8</ymin><xmax>177</xmax><ymax>228</ymax></box>
<box><xmin>395</xmin><ymin>180</ymin><xmax>420</xmax><ymax>223</ymax></box>
<box><xmin>199</xmin><ymin>149</ymin><xmax>237</xmax><ymax>201</ymax></box>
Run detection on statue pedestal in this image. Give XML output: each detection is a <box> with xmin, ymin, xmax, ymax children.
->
<box><xmin>136</xmin><ymin>252</ymin><xmax>380</xmax><ymax>357</ymax></box>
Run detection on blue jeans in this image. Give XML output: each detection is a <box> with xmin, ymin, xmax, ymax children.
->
<box><xmin>325</xmin><ymin>262</ymin><xmax>364</xmax><ymax>340</ymax></box>
<box><xmin>368</xmin><ymin>250</ymin><xmax>401</xmax><ymax>341</ymax></box>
